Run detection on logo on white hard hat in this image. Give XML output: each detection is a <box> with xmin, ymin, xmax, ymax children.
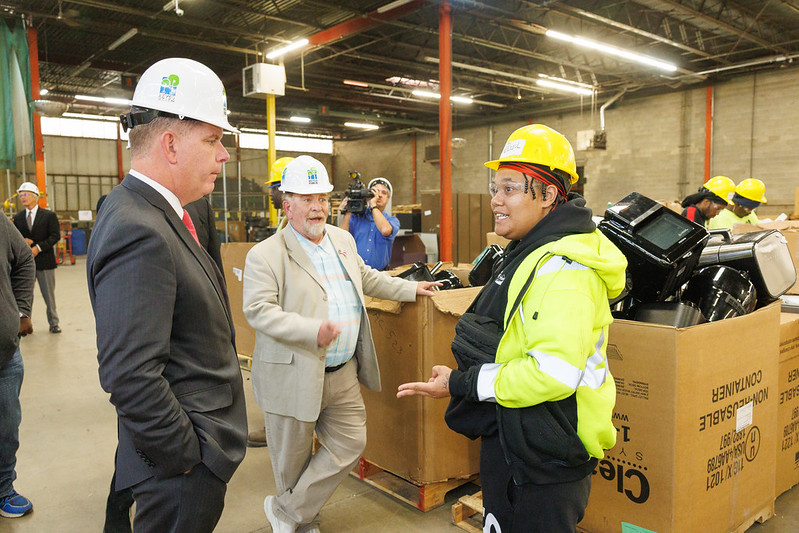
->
<box><xmin>159</xmin><ymin>74</ymin><xmax>180</xmax><ymax>103</ymax></box>
<box><xmin>307</xmin><ymin>168</ymin><xmax>319</xmax><ymax>185</ymax></box>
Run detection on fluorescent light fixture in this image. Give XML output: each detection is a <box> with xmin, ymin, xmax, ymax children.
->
<box><xmin>266</xmin><ymin>38</ymin><xmax>309</xmax><ymax>59</ymax></box>
<box><xmin>536</xmin><ymin>79</ymin><xmax>594</xmax><ymax>96</ymax></box>
<box><xmin>343</xmin><ymin>80</ymin><xmax>369</xmax><ymax>87</ymax></box>
<box><xmin>63</xmin><ymin>112</ymin><xmax>120</xmax><ymax>121</ymax></box>
<box><xmin>411</xmin><ymin>90</ymin><xmax>440</xmax><ymax>99</ymax></box>
<box><xmin>412</xmin><ymin>90</ymin><xmax>473</xmax><ymax>104</ymax></box>
<box><xmin>40</xmin><ymin>88</ymin><xmax>49</xmax><ymax>96</ymax></box>
<box><xmin>376</xmin><ymin>0</ymin><xmax>414</xmax><ymax>14</ymax></box>
<box><xmin>107</xmin><ymin>28</ymin><xmax>138</xmax><ymax>51</ymax></box>
<box><xmin>290</xmin><ymin>116</ymin><xmax>311</xmax><ymax>123</ymax></box>
<box><xmin>240</xmin><ymin>127</ymin><xmax>333</xmax><ymax>139</ymax></box>
<box><xmin>546</xmin><ymin>29</ymin><xmax>677</xmax><ymax>72</ymax></box>
<box><xmin>537</xmin><ymin>73</ymin><xmax>593</xmax><ymax>90</ymax></box>
<box><xmin>344</xmin><ymin>122</ymin><xmax>379</xmax><ymax>130</ymax></box>
<box><xmin>75</xmin><ymin>95</ymin><xmax>133</xmax><ymax>106</ymax></box>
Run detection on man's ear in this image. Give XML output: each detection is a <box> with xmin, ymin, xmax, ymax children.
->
<box><xmin>543</xmin><ymin>185</ymin><xmax>557</xmax><ymax>206</ymax></box>
<box><xmin>160</xmin><ymin>130</ymin><xmax>179</xmax><ymax>164</ymax></box>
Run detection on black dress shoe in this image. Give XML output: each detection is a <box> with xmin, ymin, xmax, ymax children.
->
<box><xmin>50</xmin><ymin>325</ymin><xmax>62</xmax><ymax>333</ymax></box>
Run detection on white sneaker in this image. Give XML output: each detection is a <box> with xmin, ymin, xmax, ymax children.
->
<box><xmin>264</xmin><ymin>495</ymin><xmax>297</xmax><ymax>533</ymax></box>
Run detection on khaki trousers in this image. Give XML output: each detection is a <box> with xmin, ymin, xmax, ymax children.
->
<box><xmin>265</xmin><ymin>358</ymin><xmax>366</xmax><ymax>528</ymax></box>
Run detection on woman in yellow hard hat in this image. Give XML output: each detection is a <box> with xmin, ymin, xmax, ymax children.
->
<box><xmin>708</xmin><ymin>178</ymin><xmax>766</xmax><ymax>229</ymax></box>
<box><xmin>680</xmin><ymin>175</ymin><xmax>735</xmax><ymax>227</ymax></box>
<box><xmin>398</xmin><ymin>124</ymin><xmax>627</xmax><ymax>532</ymax></box>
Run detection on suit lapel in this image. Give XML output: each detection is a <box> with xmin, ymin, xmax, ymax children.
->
<box><xmin>282</xmin><ymin>225</ymin><xmax>325</xmax><ymax>291</ymax></box>
<box><xmin>122</xmin><ymin>175</ymin><xmax>233</xmax><ymax>326</ymax></box>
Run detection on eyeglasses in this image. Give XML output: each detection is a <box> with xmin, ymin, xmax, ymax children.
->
<box><xmin>488</xmin><ymin>182</ymin><xmax>526</xmax><ymax>198</ymax></box>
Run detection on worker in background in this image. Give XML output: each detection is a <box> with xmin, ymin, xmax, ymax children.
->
<box><xmin>88</xmin><ymin>57</ymin><xmax>247</xmax><ymax>533</ymax></box>
<box><xmin>397</xmin><ymin>124</ymin><xmax>626</xmax><ymax>533</ymax></box>
<box><xmin>338</xmin><ymin>177</ymin><xmax>399</xmax><ymax>270</ymax></box>
<box><xmin>708</xmin><ymin>178</ymin><xmax>767</xmax><ymax>230</ymax></box>
<box><xmin>266</xmin><ymin>157</ymin><xmax>293</xmax><ymax>232</ymax></box>
<box><xmin>12</xmin><ymin>182</ymin><xmax>62</xmax><ymax>333</ymax></box>
<box><xmin>242</xmin><ymin>156</ymin><xmax>439</xmax><ymax>533</ymax></box>
<box><xmin>0</xmin><ymin>214</ymin><xmax>35</xmax><ymax>519</ymax></box>
<box><xmin>680</xmin><ymin>175</ymin><xmax>735</xmax><ymax>227</ymax></box>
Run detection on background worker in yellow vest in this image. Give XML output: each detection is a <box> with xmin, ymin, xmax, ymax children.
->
<box><xmin>708</xmin><ymin>178</ymin><xmax>767</xmax><ymax>229</ymax></box>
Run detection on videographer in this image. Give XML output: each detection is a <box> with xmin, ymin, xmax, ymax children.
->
<box><xmin>339</xmin><ymin>177</ymin><xmax>399</xmax><ymax>270</ymax></box>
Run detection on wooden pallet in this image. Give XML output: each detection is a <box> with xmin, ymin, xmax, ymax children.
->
<box><xmin>452</xmin><ymin>490</ymin><xmax>482</xmax><ymax>533</ymax></box>
<box><xmin>731</xmin><ymin>499</ymin><xmax>774</xmax><ymax>533</ymax></box>
<box><xmin>351</xmin><ymin>457</ymin><xmax>477</xmax><ymax>512</ymax></box>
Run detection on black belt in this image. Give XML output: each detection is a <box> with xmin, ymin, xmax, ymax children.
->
<box><xmin>325</xmin><ymin>360</ymin><xmax>348</xmax><ymax>373</ymax></box>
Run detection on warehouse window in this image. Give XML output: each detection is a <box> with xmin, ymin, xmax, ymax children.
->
<box><xmin>40</xmin><ymin>116</ymin><xmax>127</xmax><ymax>140</ymax></box>
<box><xmin>40</xmin><ymin>116</ymin><xmax>333</xmax><ymax>154</ymax></box>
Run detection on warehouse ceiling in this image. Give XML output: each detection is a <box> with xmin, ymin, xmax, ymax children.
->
<box><xmin>4</xmin><ymin>0</ymin><xmax>799</xmax><ymax>139</ymax></box>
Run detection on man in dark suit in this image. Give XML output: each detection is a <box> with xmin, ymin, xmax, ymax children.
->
<box><xmin>87</xmin><ymin>57</ymin><xmax>247</xmax><ymax>533</ymax></box>
<box><xmin>99</xmin><ymin>193</ymin><xmax>225</xmax><ymax>533</ymax></box>
<box><xmin>12</xmin><ymin>182</ymin><xmax>62</xmax><ymax>333</ymax></box>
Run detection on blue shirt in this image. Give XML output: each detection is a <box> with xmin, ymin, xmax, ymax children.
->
<box><xmin>289</xmin><ymin>224</ymin><xmax>362</xmax><ymax>368</ymax></box>
<box><xmin>348</xmin><ymin>210</ymin><xmax>399</xmax><ymax>270</ymax></box>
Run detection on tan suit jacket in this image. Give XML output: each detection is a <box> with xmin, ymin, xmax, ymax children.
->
<box><xmin>243</xmin><ymin>223</ymin><xmax>417</xmax><ymax>422</ymax></box>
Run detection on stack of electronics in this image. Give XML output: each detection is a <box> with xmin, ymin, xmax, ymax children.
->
<box><xmin>599</xmin><ymin>192</ymin><xmax>795</xmax><ymax>327</ymax></box>
<box><xmin>396</xmin><ymin>261</ymin><xmax>464</xmax><ymax>290</ymax></box>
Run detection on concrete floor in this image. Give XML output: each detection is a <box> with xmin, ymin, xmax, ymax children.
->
<box><xmin>3</xmin><ymin>261</ymin><xmax>799</xmax><ymax>532</ymax></box>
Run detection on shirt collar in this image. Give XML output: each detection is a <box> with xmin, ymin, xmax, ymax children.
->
<box><xmin>129</xmin><ymin>168</ymin><xmax>183</xmax><ymax>218</ymax></box>
<box><xmin>26</xmin><ymin>205</ymin><xmax>39</xmax><ymax>217</ymax></box>
<box><xmin>288</xmin><ymin>222</ymin><xmax>332</xmax><ymax>254</ymax></box>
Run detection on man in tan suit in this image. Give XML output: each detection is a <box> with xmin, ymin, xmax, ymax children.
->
<box><xmin>243</xmin><ymin>156</ymin><xmax>438</xmax><ymax>533</ymax></box>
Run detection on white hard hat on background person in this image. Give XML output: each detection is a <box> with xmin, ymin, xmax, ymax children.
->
<box><xmin>17</xmin><ymin>182</ymin><xmax>40</xmax><ymax>196</ymax></box>
<box><xmin>279</xmin><ymin>155</ymin><xmax>334</xmax><ymax>194</ymax></box>
<box><xmin>120</xmin><ymin>57</ymin><xmax>239</xmax><ymax>133</ymax></box>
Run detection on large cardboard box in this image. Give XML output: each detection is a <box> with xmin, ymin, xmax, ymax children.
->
<box><xmin>580</xmin><ymin>304</ymin><xmax>780</xmax><ymax>533</ymax></box>
<box><xmin>777</xmin><ymin>312</ymin><xmax>799</xmax><ymax>496</ymax></box>
<box><xmin>216</xmin><ymin>220</ymin><xmax>248</xmax><ymax>242</ymax></box>
<box><xmin>363</xmin><ymin>288</ymin><xmax>482</xmax><ymax>484</ymax></box>
<box><xmin>220</xmin><ymin>243</ymin><xmax>257</xmax><ymax>357</ymax></box>
<box><xmin>486</xmin><ymin>232</ymin><xmax>509</xmax><ymax>248</ymax></box>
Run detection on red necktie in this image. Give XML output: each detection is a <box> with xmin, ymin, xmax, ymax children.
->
<box><xmin>182</xmin><ymin>210</ymin><xmax>200</xmax><ymax>246</ymax></box>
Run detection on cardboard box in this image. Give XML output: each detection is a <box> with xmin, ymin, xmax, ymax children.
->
<box><xmin>733</xmin><ymin>221</ymin><xmax>799</xmax><ymax>294</ymax></box>
<box><xmin>454</xmin><ymin>193</ymin><xmax>494</xmax><ymax>264</ymax></box>
<box><xmin>580</xmin><ymin>303</ymin><xmax>780</xmax><ymax>533</ymax></box>
<box><xmin>216</xmin><ymin>220</ymin><xmax>248</xmax><ymax>242</ymax></box>
<box><xmin>486</xmin><ymin>232</ymin><xmax>509</xmax><ymax>248</ymax></box>
<box><xmin>363</xmin><ymin>287</ymin><xmax>482</xmax><ymax>484</ymax></box>
<box><xmin>777</xmin><ymin>312</ymin><xmax>799</xmax><ymax>496</ymax></box>
<box><xmin>220</xmin><ymin>243</ymin><xmax>257</xmax><ymax>356</ymax></box>
<box><xmin>421</xmin><ymin>192</ymin><xmax>441</xmax><ymax>234</ymax></box>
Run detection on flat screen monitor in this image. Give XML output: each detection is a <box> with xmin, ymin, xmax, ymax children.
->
<box><xmin>636</xmin><ymin>212</ymin><xmax>696</xmax><ymax>251</ymax></box>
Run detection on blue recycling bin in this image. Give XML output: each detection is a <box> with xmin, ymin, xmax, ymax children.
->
<box><xmin>71</xmin><ymin>229</ymin><xmax>87</xmax><ymax>255</ymax></box>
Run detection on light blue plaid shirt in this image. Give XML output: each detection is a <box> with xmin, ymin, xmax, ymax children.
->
<box><xmin>290</xmin><ymin>224</ymin><xmax>362</xmax><ymax>368</ymax></box>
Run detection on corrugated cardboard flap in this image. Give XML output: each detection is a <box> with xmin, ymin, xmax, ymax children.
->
<box><xmin>431</xmin><ymin>287</ymin><xmax>481</xmax><ymax>317</ymax></box>
<box><xmin>365</xmin><ymin>296</ymin><xmax>404</xmax><ymax>314</ymax></box>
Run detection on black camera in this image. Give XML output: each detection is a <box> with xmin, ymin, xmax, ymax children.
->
<box><xmin>342</xmin><ymin>170</ymin><xmax>374</xmax><ymax>216</ymax></box>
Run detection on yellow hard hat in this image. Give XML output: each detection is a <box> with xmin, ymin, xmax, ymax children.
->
<box><xmin>484</xmin><ymin>124</ymin><xmax>579</xmax><ymax>184</ymax></box>
<box><xmin>735</xmin><ymin>178</ymin><xmax>767</xmax><ymax>204</ymax></box>
<box><xmin>703</xmin><ymin>175</ymin><xmax>735</xmax><ymax>203</ymax></box>
<box><xmin>267</xmin><ymin>157</ymin><xmax>294</xmax><ymax>188</ymax></box>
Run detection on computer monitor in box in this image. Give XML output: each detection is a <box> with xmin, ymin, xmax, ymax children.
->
<box><xmin>599</xmin><ymin>192</ymin><xmax>709</xmax><ymax>303</ymax></box>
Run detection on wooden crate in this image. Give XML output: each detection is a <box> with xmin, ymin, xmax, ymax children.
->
<box><xmin>452</xmin><ymin>490</ymin><xmax>482</xmax><ymax>533</ymax></box>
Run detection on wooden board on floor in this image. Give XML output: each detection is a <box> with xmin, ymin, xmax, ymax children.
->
<box><xmin>351</xmin><ymin>457</ymin><xmax>476</xmax><ymax>512</ymax></box>
<box><xmin>452</xmin><ymin>490</ymin><xmax>482</xmax><ymax>533</ymax></box>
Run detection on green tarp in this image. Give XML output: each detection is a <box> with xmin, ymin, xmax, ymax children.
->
<box><xmin>0</xmin><ymin>17</ymin><xmax>33</xmax><ymax>170</ymax></box>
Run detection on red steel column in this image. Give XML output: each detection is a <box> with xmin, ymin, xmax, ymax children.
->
<box><xmin>27</xmin><ymin>24</ymin><xmax>47</xmax><ymax>207</ymax></box>
<box><xmin>438</xmin><ymin>0</ymin><xmax>453</xmax><ymax>261</ymax></box>
<box><xmin>412</xmin><ymin>132</ymin><xmax>417</xmax><ymax>203</ymax></box>
<box><xmin>704</xmin><ymin>85</ymin><xmax>713</xmax><ymax>182</ymax></box>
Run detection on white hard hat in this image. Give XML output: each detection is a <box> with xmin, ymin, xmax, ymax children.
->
<box><xmin>279</xmin><ymin>155</ymin><xmax>334</xmax><ymax>194</ymax></box>
<box><xmin>122</xmin><ymin>57</ymin><xmax>239</xmax><ymax>133</ymax></box>
<box><xmin>17</xmin><ymin>182</ymin><xmax>39</xmax><ymax>196</ymax></box>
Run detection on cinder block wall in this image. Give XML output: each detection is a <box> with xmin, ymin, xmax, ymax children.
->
<box><xmin>333</xmin><ymin>67</ymin><xmax>799</xmax><ymax>217</ymax></box>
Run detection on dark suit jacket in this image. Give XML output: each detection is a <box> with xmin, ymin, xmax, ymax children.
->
<box><xmin>87</xmin><ymin>174</ymin><xmax>247</xmax><ymax>490</ymax></box>
<box><xmin>13</xmin><ymin>206</ymin><xmax>60</xmax><ymax>270</ymax></box>
<box><xmin>185</xmin><ymin>196</ymin><xmax>223</xmax><ymax>273</ymax></box>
